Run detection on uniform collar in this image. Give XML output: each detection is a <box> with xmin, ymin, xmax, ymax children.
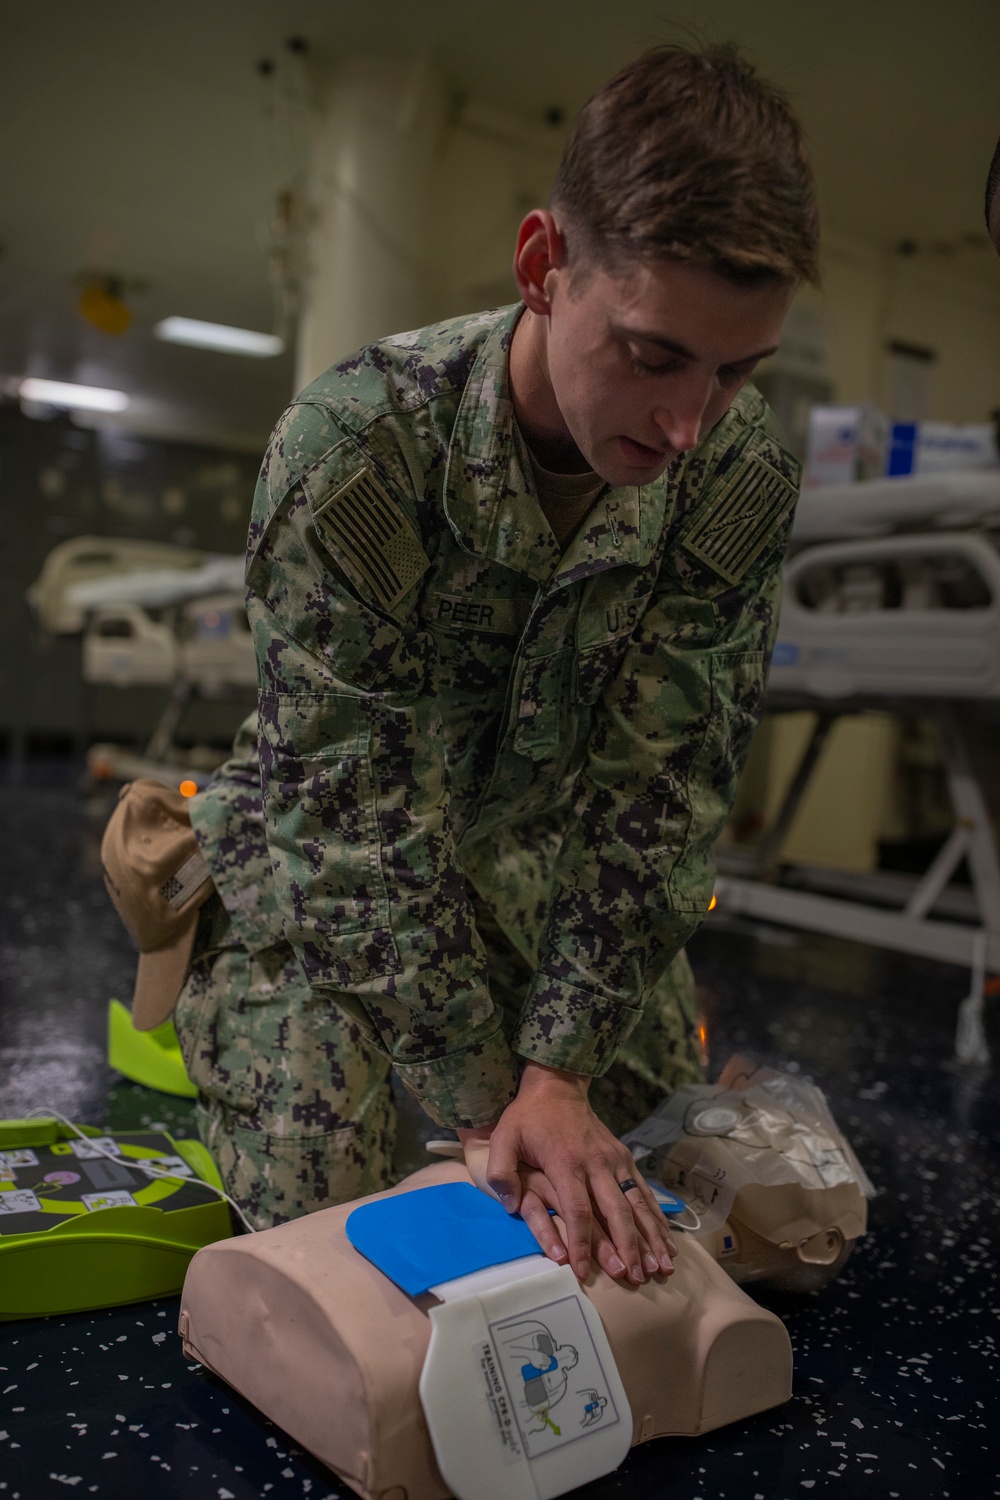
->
<box><xmin>443</xmin><ymin>305</ymin><xmax>671</xmax><ymax>586</ymax></box>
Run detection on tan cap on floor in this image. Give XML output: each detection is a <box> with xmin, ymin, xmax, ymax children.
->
<box><xmin>101</xmin><ymin>780</ymin><xmax>214</xmax><ymax>1031</ymax></box>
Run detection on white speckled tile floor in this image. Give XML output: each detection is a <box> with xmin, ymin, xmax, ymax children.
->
<box><xmin>1</xmin><ymin>770</ymin><xmax>998</xmax><ymax>1499</ymax></box>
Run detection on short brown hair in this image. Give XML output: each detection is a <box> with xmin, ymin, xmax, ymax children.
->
<box><xmin>551</xmin><ymin>44</ymin><xmax>819</xmax><ymax>285</ymax></box>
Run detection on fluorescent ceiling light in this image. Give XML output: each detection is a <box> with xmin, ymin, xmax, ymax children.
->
<box><xmin>19</xmin><ymin>378</ymin><xmax>129</xmax><ymax>412</ymax></box>
<box><xmin>155</xmin><ymin>316</ymin><xmax>284</xmax><ymax>357</ymax></box>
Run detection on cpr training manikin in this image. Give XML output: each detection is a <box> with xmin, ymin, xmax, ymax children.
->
<box><xmin>179</xmin><ymin>1062</ymin><xmax>871</xmax><ymax>1500</ymax></box>
<box><xmin>622</xmin><ymin>1056</ymin><xmax>874</xmax><ymax>1293</ymax></box>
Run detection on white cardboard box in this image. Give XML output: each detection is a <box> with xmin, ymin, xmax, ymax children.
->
<box><xmin>803</xmin><ymin>404</ymin><xmax>887</xmax><ymax>488</ymax></box>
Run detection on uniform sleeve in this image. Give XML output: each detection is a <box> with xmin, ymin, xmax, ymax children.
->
<box><xmin>511</xmin><ymin>418</ymin><xmax>797</xmax><ymax>1077</ymax></box>
<box><xmin>245</xmin><ymin>404</ymin><xmax>519</xmax><ymax>1129</ymax></box>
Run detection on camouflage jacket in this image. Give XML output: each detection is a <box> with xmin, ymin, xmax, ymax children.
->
<box><xmin>236</xmin><ymin>304</ymin><xmax>799</xmax><ymax>1130</ymax></box>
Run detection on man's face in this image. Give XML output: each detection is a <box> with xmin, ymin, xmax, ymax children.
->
<box><xmin>543</xmin><ymin>255</ymin><xmax>796</xmax><ymax>487</ymax></box>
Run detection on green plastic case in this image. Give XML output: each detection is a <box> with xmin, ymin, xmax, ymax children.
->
<box><xmin>0</xmin><ymin>1118</ymin><xmax>232</xmax><ymax>1320</ymax></box>
<box><xmin>107</xmin><ymin>998</ymin><xmax>197</xmax><ymax>1098</ymax></box>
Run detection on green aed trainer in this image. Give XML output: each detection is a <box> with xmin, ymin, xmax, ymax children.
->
<box><xmin>107</xmin><ymin>997</ymin><xmax>197</xmax><ymax>1098</ymax></box>
<box><xmin>0</xmin><ymin>1118</ymin><xmax>232</xmax><ymax>1320</ymax></box>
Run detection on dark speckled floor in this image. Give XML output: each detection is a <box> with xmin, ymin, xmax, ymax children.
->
<box><xmin>1</xmin><ymin>767</ymin><xmax>999</xmax><ymax>1500</ymax></box>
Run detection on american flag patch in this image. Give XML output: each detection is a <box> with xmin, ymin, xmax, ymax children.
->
<box><xmin>313</xmin><ymin>464</ymin><xmax>429</xmax><ymax>615</ymax></box>
<box><xmin>681</xmin><ymin>450</ymin><xmax>798</xmax><ymax>585</ymax></box>
<box><xmin>159</xmin><ymin>851</ymin><xmax>211</xmax><ymax>911</ymax></box>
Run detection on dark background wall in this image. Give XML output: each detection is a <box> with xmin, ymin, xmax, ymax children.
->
<box><xmin>0</xmin><ymin>405</ymin><xmax>262</xmax><ymax>760</ymax></box>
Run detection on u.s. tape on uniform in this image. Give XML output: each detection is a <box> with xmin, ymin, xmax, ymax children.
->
<box><xmin>179</xmin><ymin>1159</ymin><xmax>794</xmax><ymax>1500</ymax></box>
<box><xmin>622</xmin><ymin>1059</ymin><xmax>875</xmax><ymax>1294</ymax></box>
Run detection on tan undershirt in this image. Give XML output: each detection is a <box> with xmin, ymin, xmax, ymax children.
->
<box><xmin>528</xmin><ymin>453</ymin><xmax>606</xmax><ymax>548</ymax></box>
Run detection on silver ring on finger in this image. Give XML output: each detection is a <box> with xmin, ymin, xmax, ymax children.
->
<box><xmin>617</xmin><ymin>1177</ymin><xmax>639</xmax><ymax>1195</ymax></box>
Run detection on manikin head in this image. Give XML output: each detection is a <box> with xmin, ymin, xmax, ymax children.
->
<box><xmin>511</xmin><ymin>46</ymin><xmax>820</xmax><ymax>485</ymax></box>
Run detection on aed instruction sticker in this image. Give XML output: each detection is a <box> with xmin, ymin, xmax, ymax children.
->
<box><xmin>145</xmin><ymin>1155</ymin><xmax>192</xmax><ymax>1178</ymax></box>
<box><xmin>0</xmin><ymin>1189</ymin><xmax>42</xmax><ymax>1215</ymax></box>
<box><xmin>488</xmin><ymin>1294</ymin><xmax>620</xmax><ymax>1461</ymax></box>
<box><xmin>0</xmin><ymin>1149</ymin><xmax>39</xmax><ymax>1170</ymax></box>
<box><xmin>82</xmin><ymin>1191</ymin><xmax>137</xmax><ymax>1212</ymax></box>
<box><xmin>69</xmin><ymin>1136</ymin><xmax>121</xmax><ymax>1160</ymax></box>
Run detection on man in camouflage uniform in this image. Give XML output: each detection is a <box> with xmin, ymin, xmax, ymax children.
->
<box><xmin>177</xmin><ymin>709</ymin><xmax>699</xmax><ymax>1225</ymax></box>
<box><xmin>176</xmin><ymin>44</ymin><xmax>819</xmax><ymax>1284</ymax></box>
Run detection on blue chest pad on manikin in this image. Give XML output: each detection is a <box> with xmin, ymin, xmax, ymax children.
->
<box><xmin>346</xmin><ymin>1182</ymin><xmax>542</xmax><ymax>1294</ymax></box>
<box><xmin>345</xmin><ymin>1182</ymin><xmax>633</xmax><ymax>1500</ymax></box>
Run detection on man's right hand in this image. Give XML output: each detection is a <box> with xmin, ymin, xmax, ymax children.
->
<box><xmin>457</xmin><ymin>1095</ymin><xmax>676</xmax><ymax>1285</ymax></box>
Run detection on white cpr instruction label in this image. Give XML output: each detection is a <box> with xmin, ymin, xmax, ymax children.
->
<box><xmin>70</xmin><ymin>1136</ymin><xmax>121</xmax><ymax>1160</ymax></box>
<box><xmin>0</xmin><ymin>1189</ymin><xmax>42</xmax><ymax>1214</ymax></box>
<box><xmin>420</xmin><ymin>1260</ymin><xmax>632</xmax><ymax>1500</ymax></box>
<box><xmin>82</xmin><ymin>1190</ymin><xmax>137</xmax><ymax>1212</ymax></box>
<box><xmin>145</xmin><ymin>1155</ymin><xmax>192</xmax><ymax>1177</ymax></box>
<box><xmin>0</xmin><ymin>1148</ymin><xmax>39</xmax><ymax>1170</ymax></box>
<box><xmin>488</xmin><ymin>1294</ymin><xmax>621</xmax><ymax>1461</ymax></box>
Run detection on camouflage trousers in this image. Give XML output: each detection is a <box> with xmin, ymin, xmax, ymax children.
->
<box><xmin>175</xmin><ymin>894</ymin><xmax>703</xmax><ymax>1230</ymax></box>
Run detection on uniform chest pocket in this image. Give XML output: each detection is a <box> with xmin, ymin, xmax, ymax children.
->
<box><xmin>428</xmin><ymin>619</ymin><xmax>519</xmax><ymax>700</ymax></box>
<box><xmin>574</xmin><ymin>632</ymin><xmax>634</xmax><ymax>707</ymax></box>
<box><xmin>574</xmin><ymin>576</ymin><xmax>653</xmax><ymax>706</ymax></box>
<box><xmin>513</xmin><ymin>650</ymin><xmax>573</xmax><ymax>759</ymax></box>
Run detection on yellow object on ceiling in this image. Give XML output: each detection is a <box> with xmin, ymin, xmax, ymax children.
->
<box><xmin>78</xmin><ymin>281</ymin><xmax>132</xmax><ymax>336</ymax></box>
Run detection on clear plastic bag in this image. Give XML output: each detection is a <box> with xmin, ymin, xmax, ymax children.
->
<box><xmin>622</xmin><ymin>1058</ymin><xmax>874</xmax><ymax>1293</ymax></box>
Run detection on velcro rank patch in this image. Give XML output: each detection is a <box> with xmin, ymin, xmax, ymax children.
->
<box><xmin>680</xmin><ymin>449</ymin><xmax>798</xmax><ymax>586</ymax></box>
<box><xmin>313</xmin><ymin>463</ymin><xmax>430</xmax><ymax>615</ymax></box>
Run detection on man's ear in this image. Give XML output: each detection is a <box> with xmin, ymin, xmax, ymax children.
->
<box><xmin>512</xmin><ymin>209</ymin><xmax>568</xmax><ymax>315</ymax></box>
